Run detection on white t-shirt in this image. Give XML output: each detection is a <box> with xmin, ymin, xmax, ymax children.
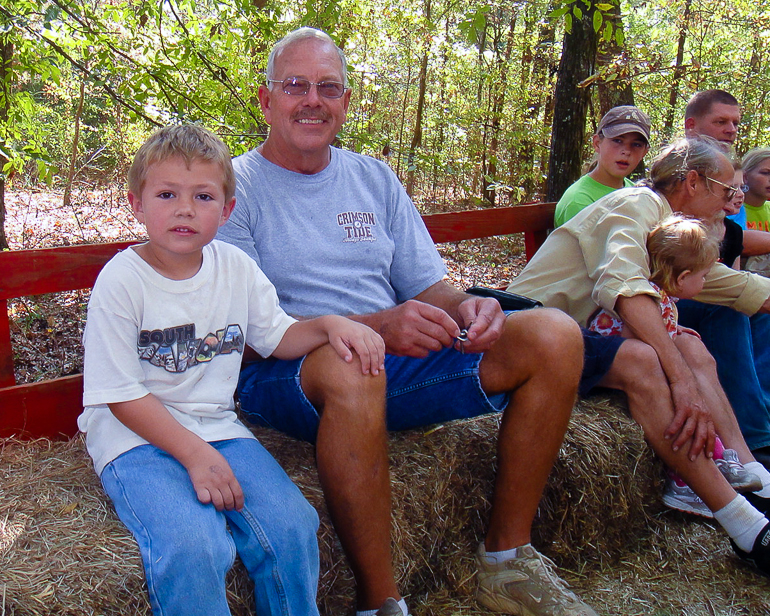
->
<box><xmin>79</xmin><ymin>240</ymin><xmax>297</xmax><ymax>475</ymax></box>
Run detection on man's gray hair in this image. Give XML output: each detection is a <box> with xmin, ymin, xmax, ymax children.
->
<box><xmin>265</xmin><ymin>27</ymin><xmax>348</xmax><ymax>87</ymax></box>
<box><xmin>646</xmin><ymin>136</ymin><xmax>729</xmax><ymax>196</ymax></box>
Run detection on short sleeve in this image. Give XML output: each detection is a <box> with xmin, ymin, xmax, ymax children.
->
<box><xmin>82</xmin><ymin>271</ymin><xmax>150</xmax><ymax>407</ymax></box>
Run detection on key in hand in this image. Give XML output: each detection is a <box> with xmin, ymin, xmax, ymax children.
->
<box><xmin>456</xmin><ymin>328</ymin><xmax>470</xmax><ymax>354</ymax></box>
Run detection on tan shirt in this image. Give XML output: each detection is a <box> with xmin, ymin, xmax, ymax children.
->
<box><xmin>506</xmin><ymin>186</ymin><xmax>770</xmax><ymax>327</ymax></box>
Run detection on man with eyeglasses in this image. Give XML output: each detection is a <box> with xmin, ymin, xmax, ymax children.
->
<box><xmin>217</xmin><ymin>27</ymin><xmax>593</xmax><ymax>616</ymax></box>
<box><xmin>680</xmin><ymin>92</ymin><xmax>770</xmax><ymax>472</ymax></box>
<box><xmin>509</xmin><ymin>137</ymin><xmax>770</xmax><ymax>578</ymax></box>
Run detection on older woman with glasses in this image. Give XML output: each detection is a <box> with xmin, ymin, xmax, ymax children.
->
<box><xmin>507</xmin><ymin>136</ymin><xmax>770</xmax><ymax>576</ymax></box>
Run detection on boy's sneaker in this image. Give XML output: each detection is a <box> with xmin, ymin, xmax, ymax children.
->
<box><xmin>731</xmin><ymin>520</ymin><xmax>770</xmax><ymax>575</ymax></box>
<box><xmin>662</xmin><ymin>473</ymin><xmax>713</xmax><ymax>518</ymax></box>
<box><xmin>475</xmin><ymin>543</ymin><xmax>598</xmax><ymax>615</ymax></box>
<box><xmin>716</xmin><ymin>449</ymin><xmax>763</xmax><ymax>493</ymax></box>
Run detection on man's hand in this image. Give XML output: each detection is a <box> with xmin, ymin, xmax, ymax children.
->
<box><xmin>185</xmin><ymin>444</ymin><xmax>245</xmax><ymax>511</ymax></box>
<box><xmin>454</xmin><ymin>296</ymin><xmax>506</xmax><ymax>353</ymax></box>
<box><xmin>615</xmin><ymin>294</ymin><xmax>715</xmax><ymax>460</ymax></box>
<box><xmin>665</xmin><ymin>378</ymin><xmax>716</xmax><ymax>461</ymax></box>
<box><xmin>376</xmin><ymin>299</ymin><xmax>460</xmax><ymax>357</ymax></box>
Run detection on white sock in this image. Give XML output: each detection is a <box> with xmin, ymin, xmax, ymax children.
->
<box><xmin>713</xmin><ymin>494</ymin><xmax>768</xmax><ymax>552</ymax></box>
<box><xmin>746</xmin><ymin>461</ymin><xmax>770</xmax><ymax>497</ymax></box>
<box><xmin>481</xmin><ymin>544</ymin><xmax>525</xmax><ymax>565</ymax></box>
<box><xmin>356</xmin><ymin>598</ymin><xmax>409</xmax><ymax>616</ymax></box>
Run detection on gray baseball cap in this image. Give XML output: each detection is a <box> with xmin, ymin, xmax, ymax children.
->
<box><xmin>597</xmin><ymin>105</ymin><xmax>651</xmax><ymax>143</ymax></box>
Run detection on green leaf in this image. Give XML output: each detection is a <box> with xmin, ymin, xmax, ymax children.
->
<box><xmin>593</xmin><ymin>10</ymin><xmax>603</xmax><ymax>32</ymax></box>
<box><xmin>548</xmin><ymin>6</ymin><xmax>570</xmax><ymax>19</ymax></box>
<box><xmin>573</xmin><ymin>6</ymin><xmax>583</xmax><ymax>20</ymax></box>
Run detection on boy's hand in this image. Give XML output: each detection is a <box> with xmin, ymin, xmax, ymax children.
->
<box><xmin>327</xmin><ymin>316</ymin><xmax>386</xmax><ymax>375</ymax></box>
<box><xmin>185</xmin><ymin>445</ymin><xmax>245</xmax><ymax>511</ymax></box>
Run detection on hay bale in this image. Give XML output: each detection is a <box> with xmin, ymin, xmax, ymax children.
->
<box><xmin>0</xmin><ymin>393</ymin><xmax>663</xmax><ymax>615</ymax></box>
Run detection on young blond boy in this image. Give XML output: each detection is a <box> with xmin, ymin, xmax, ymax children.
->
<box><xmin>79</xmin><ymin>124</ymin><xmax>385</xmax><ymax>616</ymax></box>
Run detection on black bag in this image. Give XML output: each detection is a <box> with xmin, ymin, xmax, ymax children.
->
<box><xmin>466</xmin><ymin>286</ymin><xmax>543</xmax><ymax>311</ymax></box>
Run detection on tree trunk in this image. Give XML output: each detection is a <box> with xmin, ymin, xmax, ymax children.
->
<box><xmin>63</xmin><ymin>77</ymin><xmax>86</xmax><ymax>209</ymax></box>
<box><xmin>405</xmin><ymin>0</ymin><xmax>432</xmax><ymax>197</ymax></box>
<box><xmin>471</xmin><ymin>17</ymin><xmax>488</xmax><ymax>197</ymax></box>
<box><xmin>405</xmin><ymin>42</ymin><xmax>430</xmax><ymax>196</ymax></box>
<box><xmin>395</xmin><ymin>58</ymin><xmax>413</xmax><ymax>179</ymax></box>
<box><xmin>740</xmin><ymin>31</ymin><xmax>764</xmax><ymax>148</ymax></box>
<box><xmin>482</xmin><ymin>11</ymin><xmax>516</xmax><ymax>206</ymax></box>
<box><xmin>596</xmin><ymin>3</ymin><xmax>635</xmax><ymax>117</ymax></box>
<box><xmin>662</xmin><ymin>0</ymin><xmax>692</xmax><ymax>140</ymax></box>
<box><xmin>518</xmin><ymin>5</ymin><xmax>557</xmax><ymax>200</ymax></box>
<box><xmin>0</xmin><ymin>32</ymin><xmax>12</xmax><ymax>251</ymax></box>
<box><xmin>546</xmin><ymin>2</ymin><xmax>598</xmax><ymax>202</ymax></box>
<box><xmin>431</xmin><ymin>18</ymin><xmax>450</xmax><ymax>201</ymax></box>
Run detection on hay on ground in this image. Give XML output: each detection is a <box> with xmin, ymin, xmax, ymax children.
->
<box><xmin>2</xmin><ymin>393</ymin><xmax>769</xmax><ymax>615</ymax></box>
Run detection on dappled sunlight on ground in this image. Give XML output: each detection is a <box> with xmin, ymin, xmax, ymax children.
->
<box><xmin>5</xmin><ymin>188</ymin><xmax>146</xmax><ymax>249</ymax></box>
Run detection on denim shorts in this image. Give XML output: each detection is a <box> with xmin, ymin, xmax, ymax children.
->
<box><xmin>236</xmin><ymin>346</ymin><xmax>508</xmax><ymax>444</ymax></box>
<box><xmin>579</xmin><ymin>327</ymin><xmax>625</xmax><ymax>396</ymax></box>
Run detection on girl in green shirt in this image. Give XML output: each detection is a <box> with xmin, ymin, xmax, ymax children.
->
<box><xmin>554</xmin><ymin>105</ymin><xmax>650</xmax><ymax>227</ymax></box>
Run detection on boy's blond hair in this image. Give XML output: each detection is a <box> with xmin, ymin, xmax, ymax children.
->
<box><xmin>128</xmin><ymin>124</ymin><xmax>236</xmax><ymax>202</ymax></box>
<box><xmin>647</xmin><ymin>215</ymin><xmax>719</xmax><ymax>295</ymax></box>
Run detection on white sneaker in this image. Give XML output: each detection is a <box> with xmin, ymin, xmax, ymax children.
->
<box><xmin>662</xmin><ymin>474</ymin><xmax>713</xmax><ymax>518</ymax></box>
<box><xmin>476</xmin><ymin>543</ymin><xmax>598</xmax><ymax>615</ymax></box>
<box><xmin>716</xmin><ymin>449</ymin><xmax>763</xmax><ymax>493</ymax></box>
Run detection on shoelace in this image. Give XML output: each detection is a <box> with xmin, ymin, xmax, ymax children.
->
<box><xmin>718</xmin><ymin>454</ymin><xmax>748</xmax><ymax>476</ymax></box>
<box><xmin>526</xmin><ymin>550</ymin><xmax>578</xmax><ymax>599</ymax></box>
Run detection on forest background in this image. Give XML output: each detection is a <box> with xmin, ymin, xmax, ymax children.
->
<box><xmin>2</xmin><ymin>0</ymin><xmax>770</xmax><ymax>252</ymax></box>
<box><xmin>4</xmin><ymin>4</ymin><xmax>770</xmax><ymax>612</ymax></box>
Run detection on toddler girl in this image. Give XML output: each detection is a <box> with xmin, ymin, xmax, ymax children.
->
<box><xmin>589</xmin><ymin>215</ymin><xmax>762</xmax><ymax>516</ymax></box>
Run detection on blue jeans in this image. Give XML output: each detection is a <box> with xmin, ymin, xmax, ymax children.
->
<box><xmin>101</xmin><ymin>439</ymin><xmax>320</xmax><ymax>616</ymax></box>
<box><xmin>236</xmin><ymin>346</ymin><xmax>508</xmax><ymax>443</ymax></box>
<box><xmin>677</xmin><ymin>300</ymin><xmax>770</xmax><ymax>450</ymax></box>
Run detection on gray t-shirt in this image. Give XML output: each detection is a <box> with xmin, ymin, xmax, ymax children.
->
<box><xmin>217</xmin><ymin>146</ymin><xmax>446</xmax><ymax>318</ymax></box>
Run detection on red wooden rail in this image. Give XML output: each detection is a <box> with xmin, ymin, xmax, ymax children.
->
<box><xmin>0</xmin><ymin>203</ymin><xmax>556</xmax><ymax>440</ymax></box>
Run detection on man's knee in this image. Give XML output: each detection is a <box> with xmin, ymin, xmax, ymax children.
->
<box><xmin>676</xmin><ymin>333</ymin><xmax>718</xmax><ymax>374</ymax></box>
<box><xmin>300</xmin><ymin>344</ymin><xmax>387</xmax><ymax>411</ymax></box>
<box><xmin>503</xmin><ymin>308</ymin><xmax>582</xmax><ymax>365</ymax></box>
<box><xmin>605</xmin><ymin>338</ymin><xmax>666</xmax><ymax>395</ymax></box>
<box><xmin>480</xmin><ymin>308</ymin><xmax>582</xmax><ymax>391</ymax></box>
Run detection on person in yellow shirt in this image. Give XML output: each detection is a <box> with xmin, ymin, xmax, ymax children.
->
<box><xmin>508</xmin><ymin>137</ymin><xmax>770</xmax><ymax>575</ymax></box>
<box><xmin>743</xmin><ymin>148</ymin><xmax>770</xmax><ymax>232</ymax></box>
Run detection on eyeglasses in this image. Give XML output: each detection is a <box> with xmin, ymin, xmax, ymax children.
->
<box><xmin>267</xmin><ymin>77</ymin><xmax>347</xmax><ymax>99</ymax></box>
<box><xmin>698</xmin><ymin>173</ymin><xmax>738</xmax><ymax>201</ymax></box>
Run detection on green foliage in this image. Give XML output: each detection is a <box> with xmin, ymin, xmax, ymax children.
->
<box><xmin>0</xmin><ymin>0</ymin><xmax>768</xmax><ymax>216</ymax></box>
<box><xmin>550</xmin><ymin>0</ymin><xmax>621</xmax><ymax>41</ymax></box>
